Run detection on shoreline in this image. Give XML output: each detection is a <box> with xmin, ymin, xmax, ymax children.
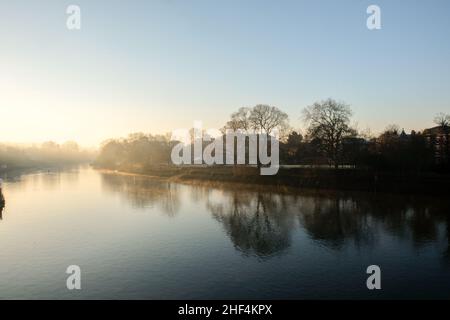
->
<box><xmin>93</xmin><ymin>165</ymin><xmax>450</xmax><ymax>196</ymax></box>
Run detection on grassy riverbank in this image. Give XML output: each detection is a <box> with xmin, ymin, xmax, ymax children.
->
<box><xmin>93</xmin><ymin>164</ymin><xmax>450</xmax><ymax>195</ymax></box>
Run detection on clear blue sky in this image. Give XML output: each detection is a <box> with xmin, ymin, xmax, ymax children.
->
<box><xmin>1</xmin><ymin>0</ymin><xmax>449</xmax><ymax>146</ymax></box>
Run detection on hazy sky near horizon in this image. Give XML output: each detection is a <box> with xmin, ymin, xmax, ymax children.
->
<box><xmin>1</xmin><ymin>0</ymin><xmax>449</xmax><ymax>146</ymax></box>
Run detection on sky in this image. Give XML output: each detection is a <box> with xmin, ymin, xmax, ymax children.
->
<box><xmin>1</xmin><ymin>0</ymin><xmax>449</xmax><ymax>147</ymax></box>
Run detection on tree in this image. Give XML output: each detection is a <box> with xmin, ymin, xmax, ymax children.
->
<box><xmin>225</xmin><ymin>107</ymin><xmax>252</xmax><ymax>132</ymax></box>
<box><xmin>434</xmin><ymin>113</ymin><xmax>450</xmax><ymax>128</ymax></box>
<box><xmin>280</xmin><ymin>131</ymin><xmax>303</xmax><ymax>164</ymax></box>
<box><xmin>248</xmin><ymin>104</ymin><xmax>289</xmax><ymax>135</ymax></box>
<box><xmin>62</xmin><ymin>141</ymin><xmax>80</xmax><ymax>152</ymax></box>
<box><xmin>383</xmin><ymin>124</ymin><xmax>400</xmax><ymax>135</ymax></box>
<box><xmin>286</xmin><ymin>131</ymin><xmax>303</xmax><ymax>145</ymax></box>
<box><xmin>303</xmin><ymin>99</ymin><xmax>355</xmax><ymax>168</ymax></box>
<box><xmin>96</xmin><ymin>139</ymin><xmax>127</xmax><ymax>167</ymax></box>
<box><xmin>249</xmin><ymin>105</ymin><xmax>289</xmax><ymax>168</ymax></box>
<box><xmin>223</xmin><ymin>105</ymin><xmax>289</xmax><ymax>168</ymax></box>
<box><xmin>225</xmin><ymin>105</ymin><xmax>289</xmax><ymax>135</ymax></box>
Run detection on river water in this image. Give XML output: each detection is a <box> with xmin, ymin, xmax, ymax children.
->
<box><xmin>0</xmin><ymin>166</ymin><xmax>449</xmax><ymax>299</ymax></box>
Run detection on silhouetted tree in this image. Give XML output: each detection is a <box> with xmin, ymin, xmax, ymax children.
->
<box><xmin>434</xmin><ymin>113</ymin><xmax>450</xmax><ymax>128</ymax></box>
<box><xmin>95</xmin><ymin>133</ymin><xmax>171</xmax><ymax>170</ymax></box>
<box><xmin>303</xmin><ymin>99</ymin><xmax>356</xmax><ymax>168</ymax></box>
<box><xmin>280</xmin><ymin>131</ymin><xmax>303</xmax><ymax>164</ymax></box>
<box><xmin>225</xmin><ymin>107</ymin><xmax>252</xmax><ymax>132</ymax></box>
<box><xmin>248</xmin><ymin>104</ymin><xmax>289</xmax><ymax>136</ymax></box>
<box><xmin>223</xmin><ymin>105</ymin><xmax>289</xmax><ymax>167</ymax></box>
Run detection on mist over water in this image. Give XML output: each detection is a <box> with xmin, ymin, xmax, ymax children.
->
<box><xmin>1</xmin><ymin>167</ymin><xmax>449</xmax><ymax>299</ymax></box>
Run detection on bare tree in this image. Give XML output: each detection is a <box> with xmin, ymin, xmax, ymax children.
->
<box><xmin>303</xmin><ymin>98</ymin><xmax>354</xmax><ymax>168</ymax></box>
<box><xmin>384</xmin><ymin>124</ymin><xmax>401</xmax><ymax>135</ymax></box>
<box><xmin>248</xmin><ymin>104</ymin><xmax>289</xmax><ymax>135</ymax></box>
<box><xmin>224</xmin><ymin>104</ymin><xmax>289</xmax><ymax>168</ymax></box>
<box><xmin>225</xmin><ymin>105</ymin><xmax>289</xmax><ymax>135</ymax></box>
<box><xmin>434</xmin><ymin>113</ymin><xmax>450</xmax><ymax>128</ymax></box>
<box><xmin>225</xmin><ymin>107</ymin><xmax>252</xmax><ymax>132</ymax></box>
<box><xmin>248</xmin><ymin>105</ymin><xmax>289</xmax><ymax>168</ymax></box>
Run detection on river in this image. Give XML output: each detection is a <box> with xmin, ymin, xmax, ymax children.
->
<box><xmin>0</xmin><ymin>166</ymin><xmax>449</xmax><ymax>299</ymax></box>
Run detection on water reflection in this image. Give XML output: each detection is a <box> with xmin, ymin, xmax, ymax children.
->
<box><xmin>297</xmin><ymin>196</ymin><xmax>375</xmax><ymax>250</ymax></box>
<box><xmin>100</xmin><ymin>173</ymin><xmax>450</xmax><ymax>260</ymax></box>
<box><xmin>100</xmin><ymin>173</ymin><xmax>181</xmax><ymax>216</ymax></box>
<box><xmin>1</xmin><ymin>167</ymin><xmax>80</xmax><ymax>194</ymax></box>
<box><xmin>1</xmin><ymin>168</ymin><xmax>449</xmax><ymax>299</ymax></box>
<box><xmin>207</xmin><ymin>191</ymin><xmax>295</xmax><ymax>258</ymax></box>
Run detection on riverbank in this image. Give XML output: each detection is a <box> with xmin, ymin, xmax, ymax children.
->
<box><xmin>93</xmin><ymin>165</ymin><xmax>450</xmax><ymax>195</ymax></box>
<box><xmin>0</xmin><ymin>164</ymin><xmax>89</xmax><ymax>181</ymax></box>
<box><xmin>0</xmin><ymin>165</ymin><xmax>44</xmax><ymax>179</ymax></box>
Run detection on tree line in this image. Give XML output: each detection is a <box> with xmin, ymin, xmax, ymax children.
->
<box><xmin>0</xmin><ymin>141</ymin><xmax>94</xmax><ymax>171</ymax></box>
<box><xmin>95</xmin><ymin>99</ymin><xmax>450</xmax><ymax>173</ymax></box>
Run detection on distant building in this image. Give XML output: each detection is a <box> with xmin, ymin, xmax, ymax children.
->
<box><xmin>423</xmin><ymin>126</ymin><xmax>450</xmax><ymax>165</ymax></box>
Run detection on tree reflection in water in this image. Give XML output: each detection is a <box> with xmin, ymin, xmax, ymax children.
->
<box><xmin>207</xmin><ymin>191</ymin><xmax>295</xmax><ymax>259</ymax></box>
<box><xmin>297</xmin><ymin>197</ymin><xmax>375</xmax><ymax>250</ymax></box>
<box><xmin>99</xmin><ymin>173</ymin><xmax>450</xmax><ymax>261</ymax></box>
<box><xmin>206</xmin><ymin>188</ymin><xmax>450</xmax><ymax>260</ymax></box>
<box><xmin>100</xmin><ymin>173</ymin><xmax>181</xmax><ymax>217</ymax></box>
